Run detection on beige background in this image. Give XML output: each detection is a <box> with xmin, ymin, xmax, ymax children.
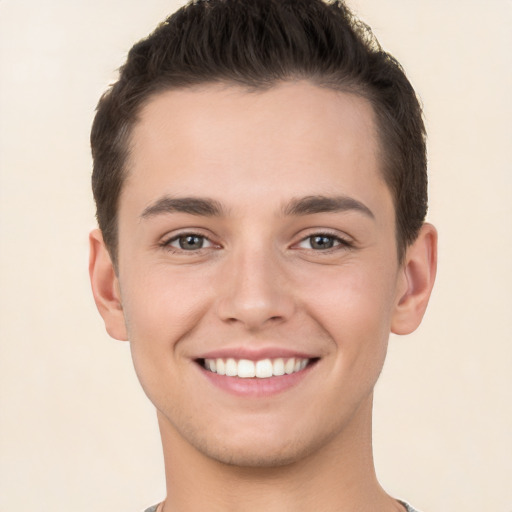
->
<box><xmin>0</xmin><ymin>1</ymin><xmax>511</xmax><ymax>511</ymax></box>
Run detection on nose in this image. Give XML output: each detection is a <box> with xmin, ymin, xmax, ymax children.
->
<box><xmin>215</xmin><ymin>245</ymin><xmax>295</xmax><ymax>331</ymax></box>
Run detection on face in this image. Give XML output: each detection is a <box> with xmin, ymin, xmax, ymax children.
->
<box><xmin>112</xmin><ymin>82</ymin><xmax>409</xmax><ymax>466</ymax></box>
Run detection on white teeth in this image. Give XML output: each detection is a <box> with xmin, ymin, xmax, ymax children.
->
<box><xmin>225</xmin><ymin>358</ymin><xmax>238</xmax><ymax>377</ymax></box>
<box><xmin>203</xmin><ymin>357</ymin><xmax>311</xmax><ymax>378</ymax></box>
<box><xmin>216</xmin><ymin>359</ymin><xmax>226</xmax><ymax>376</ymax></box>
<box><xmin>272</xmin><ymin>358</ymin><xmax>285</xmax><ymax>376</ymax></box>
<box><xmin>255</xmin><ymin>359</ymin><xmax>273</xmax><ymax>378</ymax></box>
<box><xmin>284</xmin><ymin>358</ymin><xmax>295</xmax><ymax>374</ymax></box>
<box><xmin>237</xmin><ymin>359</ymin><xmax>255</xmax><ymax>378</ymax></box>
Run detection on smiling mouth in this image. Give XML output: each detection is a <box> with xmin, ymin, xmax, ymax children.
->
<box><xmin>198</xmin><ymin>357</ymin><xmax>318</xmax><ymax>379</ymax></box>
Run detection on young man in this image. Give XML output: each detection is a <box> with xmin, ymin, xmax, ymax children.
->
<box><xmin>89</xmin><ymin>1</ymin><xmax>437</xmax><ymax>510</ymax></box>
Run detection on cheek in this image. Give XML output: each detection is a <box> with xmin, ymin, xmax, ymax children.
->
<box><xmin>119</xmin><ymin>264</ymin><xmax>212</xmax><ymax>351</ymax></box>
<box><xmin>302</xmin><ymin>261</ymin><xmax>396</xmax><ymax>327</ymax></box>
<box><xmin>298</xmin><ymin>262</ymin><xmax>397</xmax><ymax>372</ymax></box>
<box><xmin>119</xmin><ymin>268</ymin><xmax>214</xmax><ymax>410</ymax></box>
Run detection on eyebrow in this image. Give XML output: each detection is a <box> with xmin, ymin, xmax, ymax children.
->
<box><xmin>140</xmin><ymin>194</ymin><xmax>374</xmax><ymax>220</ymax></box>
<box><xmin>140</xmin><ymin>196</ymin><xmax>225</xmax><ymax>219</ymax></box>
<box><xmin>283</xmin><ymin>195</ymin><xmax>375</xmax><ymax>219</ymax></box>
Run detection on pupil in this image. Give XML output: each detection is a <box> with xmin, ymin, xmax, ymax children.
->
<box><xmin>180</xmin><ymin>235</ymin><xmax>203</xmax><ymax>250</ymax></box>
<box><xmin>311</xmin><ymin>235</ymin><xmax>334</xmax><ymax>249</ymax></box>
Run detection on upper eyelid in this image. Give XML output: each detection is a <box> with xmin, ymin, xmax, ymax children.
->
<box><xmin>158</xmin><ymin>233</ymin><xmax>210</xmax><ymax>252</ymax></box>
<box><xmin>160</xmin><ymin>232</ymin><xmax>219</xmax><ymax>254</ymax></box>
<box><xmin>161</xmin><ymin>228</ymin><xmax>215</xmax><ymax>243</ymax></box>
<box><xmin>295</xmin><ymin>229</ymin><xmax>352</xmax><ymax>243</ymax></box>
<box><xmin>296</xmin><ymin>234</ymin><xmax>349</xmax><ymax>246</ymax></box>
<box><xmin>168</xmin><ymin>234</ymin><xmax>212</xmax><ymax>244</ymax></box>
<box><xmin>292</xmin><ymin>230</ymin><xmax>355</xmax><ymax>251</ymax></box>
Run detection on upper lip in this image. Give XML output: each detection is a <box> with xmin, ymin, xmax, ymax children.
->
<box><xmin>195</xmin><ymin>347</ymin><xmax>318</xmax><ymax>361</ymax></box>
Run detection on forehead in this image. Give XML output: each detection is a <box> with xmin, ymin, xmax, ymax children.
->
<box><xmin>122</xmin><ymin>82</ymin><xmax>390</xmax><ymax>217</ymax></box>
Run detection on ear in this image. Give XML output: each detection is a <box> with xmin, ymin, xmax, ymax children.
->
<box><xmin>89</xmin><ymin>229</ymin><xmax>128</xmax><ymax>341</ymax></box>
<box><xmin>391</xmin><ymin>223</ymin><xmax>438</xmax><ymax>335</ymax></box>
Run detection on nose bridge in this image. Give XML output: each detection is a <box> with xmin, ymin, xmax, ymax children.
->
<box><xmin>216</xmin><ymin>237</ymin><xmax>294</xmax><ymax>329</ymax></box>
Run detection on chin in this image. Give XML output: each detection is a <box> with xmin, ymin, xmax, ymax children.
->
<box><xmin>176</xmin><ymin>416</ymin><xmax>336</xmax><ymax>469</ymax></box>
<box><xmin>199</xmin><ymin>438</ymin><xmax>315</xmax><ymax>468</ymax></box>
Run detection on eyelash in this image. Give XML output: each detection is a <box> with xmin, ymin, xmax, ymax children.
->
<box><xmin>160</xmin><ymin>232</ymin><xmax>353</xmax><ymax>254</ymax></box>
<box><xmin>160</xmin><ymin>232</ymin><xmax>216</xmax><ymax>253</ymax></box>
<box><xmin>295</xmin><ymin>232</ymin><xmax>353</xmax><ymax>252</ymax></box>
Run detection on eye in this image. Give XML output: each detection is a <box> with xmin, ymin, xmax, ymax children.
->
<box><xmin>297</xmin><ymin>234</ymin><xmax>349</xmax><ymax>250</ymax></box>
<box><xmin>165</xmin><ymin>233</ymin><xmax>213</xmax><ymax>251</ymax></box>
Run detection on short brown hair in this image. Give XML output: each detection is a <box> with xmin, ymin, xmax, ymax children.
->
<box><xmin>91</xmin><ymin>0</ymin><xmax>427</xmax><ymax>267</ymax></box>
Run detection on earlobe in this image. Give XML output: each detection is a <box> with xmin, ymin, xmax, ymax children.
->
<box><xmin>391</xmin><ymin>223</ymin><xmax>438</xmax><ymax>335</ymax></box>
<box><xmin>89</xmin><ymin>229</ymin><xmax>128</xmax><ymax>341</ymax></box>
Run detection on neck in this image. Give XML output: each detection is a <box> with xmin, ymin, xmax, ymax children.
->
<box><xmin>158</xmin><ymin>394</ymin><xmax>402</xmax><ymax>512</ymax></box>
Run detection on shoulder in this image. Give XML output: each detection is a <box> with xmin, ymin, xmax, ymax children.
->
<box><xmin>399</xmin><ymin>500</ymin><xmax>423</xmax><ymax>512</ymax></box>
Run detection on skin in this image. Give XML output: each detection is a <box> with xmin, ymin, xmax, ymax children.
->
<box><xmin>90</xmin><ymin>81</ymin><xmax>437</xmax><ymax>511</ymax></box>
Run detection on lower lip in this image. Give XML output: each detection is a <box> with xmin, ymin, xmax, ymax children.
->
<box><xmin>198</xmin><ymin>362</ymin><xmax>316</xmax><ymax>397</ymax></box>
